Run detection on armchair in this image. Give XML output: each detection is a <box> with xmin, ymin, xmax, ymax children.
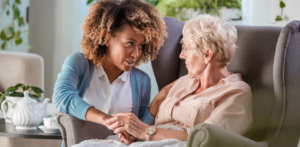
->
<box><xmin>153</xmin><ymin>18</ymin><xmax>299</xmax><ymax>147</ymax></box>
<box><xmin>56</xmin><ymin>17</ymin><xmax>300</xmax><ymax>147</ymax></box>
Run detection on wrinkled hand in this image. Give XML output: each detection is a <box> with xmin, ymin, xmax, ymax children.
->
<box><xmin>102</xmin><ymin>114</ymin><xmax>133</xmax><ymax>145</ymax></box>
<box><xmin>105</xmin><ymin>113</ymin><xmax>149</xmax><ymax>140</ymax></box>
<box><xmin>118</xmin><ymin>131</ymin><xmax>136</xmax><ymax>145</ymax></box>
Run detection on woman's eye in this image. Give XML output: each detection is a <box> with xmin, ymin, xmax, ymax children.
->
<box><xmin>138</xmin><ymin>45</ymin><xmax>143</xmax><ymax>49</ymax></box>
<box><xmin>127</xmin><ymin>42</ymin><xmax>133</xmax><ymax>46</ymax></box>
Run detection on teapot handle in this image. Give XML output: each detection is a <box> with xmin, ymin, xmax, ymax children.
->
<box><xmin>1</xmin><ymin>100</ymin><xmax>13</xmax><ymax>121</ymax></box>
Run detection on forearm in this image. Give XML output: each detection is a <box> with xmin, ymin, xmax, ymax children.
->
<box><xmin>148</xmin><ymin>80</ymin><xmax>178</xmax><ymax>117</ymax></box>
<box><xmin>148</xmin><ymin>98</ymin><xmax>164</xmax><ymax>117</ymax></box>
<box><xmin>85</xmin><ymin>107</ymin><xmax>111</xmax><ymax>125</ymax></box>
<box><xmin>149</xmin><ymin>128</ymin><xmax>188</xmax><ymax>141</ymax></box>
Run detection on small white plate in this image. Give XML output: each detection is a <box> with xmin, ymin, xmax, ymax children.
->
<box><xmin>38</xmin><ymin>125</ymin><xmax>60</xmax><ymax>133</ymax></box>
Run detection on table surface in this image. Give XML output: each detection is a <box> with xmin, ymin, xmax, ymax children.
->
<box><xmin>0</xmin><ymin>118</ymin><xmax>62</xmax><ymax>139</ymax></box>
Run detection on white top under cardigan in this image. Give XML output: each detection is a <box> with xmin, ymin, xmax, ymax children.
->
<box><xmin>83</xmin><ymin>65</ymin><xmax>133</xmax><ymax>115</ymax></box>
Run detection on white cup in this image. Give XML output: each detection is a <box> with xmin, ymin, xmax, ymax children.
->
<box><xmin>43</xmin><ymin>116</ymin><xmax>58</xmax><ymax>129</ymax></box>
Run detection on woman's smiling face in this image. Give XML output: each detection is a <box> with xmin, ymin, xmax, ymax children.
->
<box><xmin>105</xmin><ymin>24</ymin><xmax>145</xmax><ymax>71</ymax></box>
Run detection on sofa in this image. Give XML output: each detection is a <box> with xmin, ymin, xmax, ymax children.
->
<box><xmin>56</xmin><ymin>17</ymin><xmax>300</xmax><ymax>147</ymax></box>
<box><xmin>0</xmin><ymin>51</ymin><xmax>62</xmax><ymax>147</ymax></box>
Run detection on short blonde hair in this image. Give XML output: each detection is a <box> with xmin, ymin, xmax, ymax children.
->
<box><xmin>182</xmin><ymin>14</ymin><xmax>237</xmax><ymax>65</ymax></box>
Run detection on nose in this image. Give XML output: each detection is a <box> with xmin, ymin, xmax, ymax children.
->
<box><xmin>179</xmin><ymin>50</ymin><xmax>185</xmax><ymax>59</ymax></box>
<box><xmin>131</xmin><ymin>46</ymin><xmax>141</xmax><ymax>59</ymax></box>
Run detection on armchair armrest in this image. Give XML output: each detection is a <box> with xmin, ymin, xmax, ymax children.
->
<box><xmin>56</xmin><ymin>113</ymin><xmax>114</xmax><ymax>147</ymax></box>
<box><xmin>187</xmin><ymin>123</ymin><xmax>268</xmax><ymax>147</ymax></box>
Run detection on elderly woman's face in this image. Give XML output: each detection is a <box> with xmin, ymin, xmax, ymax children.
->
<box><xmin>106</xmin><ymin>25</ymin><xmax>144</xmax><ymax>71</ymax></box>
<box><xmin>180</xmin><ymin>38</ymin><xmax>206</xmax><ymax>77</ymax></box>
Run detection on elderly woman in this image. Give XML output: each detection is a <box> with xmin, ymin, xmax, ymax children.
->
<box><xmin>53</xmin><ymin>0</ymin><xmax>166</xmax><ymax>146</ymax></box>
<box><xmin>105</xmin><ymin>14</ymin><xmax>252</xmax><ymax>144</ymax></box>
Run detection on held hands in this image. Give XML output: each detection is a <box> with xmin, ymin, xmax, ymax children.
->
<box><xmin>104</xmin><ymin>80</ymin><xmax>177</xmax><ymax>144</ymax></box>
<box><xmin>105</xmin><ymin>113</ymin><xmax>149</xmax><ymax>144</ymax></box>
<box><xmin>85</xmin><ymin>107</ymin><xmax>140</xmax><ymax>144</ymax></box>
<box><xmin>118</xmin><ymin>131</ymin><xmax>135</xmax><ymax>145</ymax></box>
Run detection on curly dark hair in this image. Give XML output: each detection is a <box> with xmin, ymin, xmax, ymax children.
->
<box><xmin>81</xmin><ymin>0</ymin><xmax>167</xmax><ymax>66</ymax></box>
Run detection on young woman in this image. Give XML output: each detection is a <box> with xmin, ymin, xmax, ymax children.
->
<box><xmin>52</xmin><ymin>0</ymin><xmax>167</xmax><ymax>146</ymax></box>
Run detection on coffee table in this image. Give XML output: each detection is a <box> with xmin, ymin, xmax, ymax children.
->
<box><xmin>0</xmin><ymin>118</ymin><xmax>62</xmax><ymax>139</ymax></box>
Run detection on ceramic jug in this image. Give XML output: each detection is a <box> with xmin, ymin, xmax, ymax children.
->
<box><xmin>1</xmin><ymin>91</ymin><xmax>50</xmax><ymax>129</ymax></box>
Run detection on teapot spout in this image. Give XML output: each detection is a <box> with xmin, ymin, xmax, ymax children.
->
<box><xmin>41</xmin><ymin>98</ymin><xmax>50</xmax><ymax>117</ymax></box>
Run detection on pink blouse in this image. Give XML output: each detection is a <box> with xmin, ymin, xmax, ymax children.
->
<box><xmin>154</xmin><ymin>74</ymin><xmax>253</xmax><ymax>135</ymax></box>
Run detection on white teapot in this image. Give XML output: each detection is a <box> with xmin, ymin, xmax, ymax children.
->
<box><xmin>1</xmin><ymin>91</ymin><xmax>50</xmax><ymax>129</ymax></box>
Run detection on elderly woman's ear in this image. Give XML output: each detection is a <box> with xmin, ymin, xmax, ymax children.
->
<box><xmin>204</xmin><ymin>49</ymin><xmax>214</xmax><ymax>64</ymax></box>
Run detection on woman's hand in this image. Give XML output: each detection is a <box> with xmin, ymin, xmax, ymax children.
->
<box><xmin>148</xmin><ymin>79</ymin><xmax>178</xmax><ymax>116</ymax></box>
<box><xmin>105</xmin><ymin>113</ymin><xmax>149</xmax><ymax>140</ymax></box>
<box><xmin>118</xmin><ymin>131</ymin><xmax>135</xmax><ymax>145</ymax></box>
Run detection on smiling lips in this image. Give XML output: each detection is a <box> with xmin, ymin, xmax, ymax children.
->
<box><xmin>125</xmin><ymin>60</ymin><xmax>135</xmax><ymax>66</ymax></box>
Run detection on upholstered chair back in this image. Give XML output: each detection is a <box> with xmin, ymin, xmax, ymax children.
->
<box><xmin>0</xmin><ymin>51</ymin><xmax>44</xmax><ymax>92</ymax></box>
<box><xmin>269</xmin><ymin>21</ymin><xmax>300</xmax><ymax>147</ymax></box>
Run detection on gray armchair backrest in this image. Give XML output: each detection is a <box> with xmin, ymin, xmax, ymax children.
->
<box><xmin>265</xmin><ymin>21</ymin><xmax>300</xmax><ymax>147</ymax></box>
<box><xmin>151</xmin><ymin>17</ymin><xmax>291</xmax><ymax>145</ymax></box>
<box><xmin>151</xmin><ymin>17</ymin><xmax>185</xmax><ymax>89</ymax></box>
<box><xmin>228</xmin><ymin>25</ymin><xmax>282</xmax><ymax>142</ymax></box>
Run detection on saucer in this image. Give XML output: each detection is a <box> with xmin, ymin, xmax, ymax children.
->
<box><xmin>38</xmin><ymin>125</ymin><xmax>60</xmax><ymax>133</ymax></box>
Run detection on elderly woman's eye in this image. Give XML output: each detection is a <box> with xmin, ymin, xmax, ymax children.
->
<box><xmin>127</xmin><ymin>42</ymin><xmax>133</xmax><ymax>46</ymax></box>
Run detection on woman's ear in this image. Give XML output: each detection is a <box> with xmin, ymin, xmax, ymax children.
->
<box><xmin>105</xmin><ymin>34</ymin><xmax>113</xmax><ymax>48</ymax></box>
<box><xmin>105</xmin><ymin>37</ymin><xmax>111</xmax><ymax>47</ymax></box>
<box><xmin>204</xmin><ymin>49</ymin><xmax>214</xmax><ymax>64</ymax></box>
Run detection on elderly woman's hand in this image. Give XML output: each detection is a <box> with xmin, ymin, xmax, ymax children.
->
<box><xmin>105</xmin><ymin>113</ymin><xmax>149</xmax><ymax>140</ymax></box>
<box><xmin>118</xmin><ymin>131</ymin><xmax>135</xmax><ymax>145</ymax></box>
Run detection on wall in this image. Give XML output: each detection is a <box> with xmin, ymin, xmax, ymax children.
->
<box><xmin>242</xmin><ymin>0</ymin><xmax>300</xmax><ymax>26</ymax></box>
<box><xmin>29</xmin><ymin>0</ymin><xmax>91</xmax><ymax>99</ymax></box>
<box><xmin>29</xmin><ymin>0</ymin><xmax>56</xmax><ymax>99</ymax></box>
<box><xmin>269</xmin><ymin>0</ymin><xmax>300</xmax><ymax>26</ymax></box>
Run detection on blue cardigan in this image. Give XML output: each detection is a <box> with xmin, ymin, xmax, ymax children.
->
<box><xmin>53</xmin><ymin>52</ymin><xmax>155</xmax><ymax>125</ymax></box>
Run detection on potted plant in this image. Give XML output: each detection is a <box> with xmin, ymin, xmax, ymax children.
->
<box><xmin>0</xmin><ymin>83</ymin><xmax>44</xmax><ymax>122</ymax></box>
<box><xmin>145</xmin><ymin>0</ymin><xmax>241</xmax><ymax>22</ymax></box>
<box><xmin>1</xmin><ymin>0</ymin><xmax>31</xmax><ymax>51</ymax></box>
<box><xmin>275</xmin><ymin>1</ymin><xmax>286</xmax><ymax>22</ymax></box>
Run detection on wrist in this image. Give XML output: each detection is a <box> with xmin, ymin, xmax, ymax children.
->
<box><xmin>86</xmin><ymin>107</ymin><xmax>112</xmax><ymax>126</ymax></box>
<box><xmin>145</xmin><ymin>125</ymin><xmax>156</xmax><ymax>141</ymax></box>
<box><xmin>101</xmin><ymin>115</ymin><xmax>112</xmax><ymax>125</ymax></box>
<box><xmin>142</xmin><ymin>129</ymin><xmax>147</xmax><ymax>140</ymax></box>
<box><xmin>141</xmin><ymin>124</ymin><xmax>149</xmax><ymax>140</ymax></box>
